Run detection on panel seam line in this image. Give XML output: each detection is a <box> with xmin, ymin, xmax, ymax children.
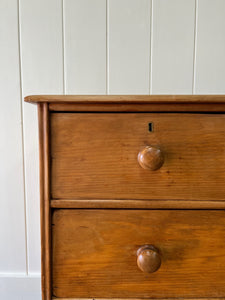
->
<box><xmin>149</xmin><ymin>0</ymin><xmax>154</xmax><ymax>94</ymax></box>
<box><xmin>192</xmin><ymin>0</ymin><xmax>198</xmax><ymax>94</ymax></box>
<box><xmin>17</xmin><ymin>0</ymin><xmax>29</xmax><ymax>275</ymax></box>
<box><xmin>106</xmin><ymin>0</ymin><xmax>109</xmax><ymax>95</ymax></box>
<box><xmin>62</xmin><ymin>0</ymin><xmax>66</xmax><ymax>94</ymax></box>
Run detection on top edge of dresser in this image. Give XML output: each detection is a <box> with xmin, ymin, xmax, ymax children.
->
<box><xmin>25</xmin><ymin>94</ymin><xmax>225</xmax><ymax>104</ymax></box>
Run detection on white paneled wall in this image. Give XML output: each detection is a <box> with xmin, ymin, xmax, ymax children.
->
<box><xmin>64</xmin><ymin>0</ymin><xmax>106</xmax><ymax>94</ymax></box>
<box><xmin>108</xmin><ymin>0</ymin><xmax>151</xmax><ymax>94</ymax></box>
<box><xmin>151</xmin><ymin>0</ymin><xmax>196</xmax><ymax>94</ymax></box>
<box><xmin>1</xmin><ymin>0</ymin><xmax>225</xmax><ymax>298</ymax></box>
<box><xmin>19</xmin><ymin>0</ymin><xmax>63</xmax><ymax>274</ymax></box>
<box><xmin>0</xmin><ymin>0</ymin><xmax>26</xmax><ymax>274</ymax></box>
<box><xmin>195</xmin><ymin>0</ymin><xmax>225</xmax><ymax>94</ymax></box>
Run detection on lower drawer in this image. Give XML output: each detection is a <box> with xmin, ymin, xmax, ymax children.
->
<box><xmin>52</xmin><ymin>209</ymin><xmax>225</xmax><ymax>298</ymax></box>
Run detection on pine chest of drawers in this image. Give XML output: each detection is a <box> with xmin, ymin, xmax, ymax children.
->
<box><xmin>25</xmin><ymin>95</ymin><xmax>225</xmax><ymax>300</ymax></box>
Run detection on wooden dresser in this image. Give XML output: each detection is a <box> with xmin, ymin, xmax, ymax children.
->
<box><xmin>25</xmin><ymin>95</ymin><xmax>225</xmax><ymax>300</ymax></box>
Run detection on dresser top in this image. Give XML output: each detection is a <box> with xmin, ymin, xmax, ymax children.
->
<box><xmin>25</xmin><ymin>95</ymin><xmax>225</xmax><ymax>112</ymax></box>
<box><xmin>25</xmin><ymin>94</ymin><xmax>225</xmax><ymax>104</ymax></box>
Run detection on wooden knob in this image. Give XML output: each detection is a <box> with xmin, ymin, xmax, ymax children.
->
<box><xmin>137</xmin><ymin>245</ymin><xmax>161</xmax><ymax>273</ymax></box>
<box><xmin>138</xmin><ymin>146</ymin><xmax>164</xmax><ymax>171</ymax></box>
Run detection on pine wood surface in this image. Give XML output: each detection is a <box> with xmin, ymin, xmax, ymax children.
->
<box><xmin>51</xmin><ymin>113</ymin><xmax>225</xmax><ymax>201</ymax></box>
<box><xmin>50</xmin><ymin>199</ymin><xmax>225</xmax><ymax>209</ymax></box>
<box><xmin>32</xmin><ymin>96</ymin><xmax>225</xmax><ymax>299</ymax></box>
<box><xmin>52</xmin><ymin>298</ymin><xmax>222</xmax><ymax>300</ymax></box>
<box><xmin>38</xmin><ymin>103</ymin><xmax>51</xmax><ymax>300</ymax></box>
<box><xmin>25</xmin><ymin>94</ymin><xmax>225</xmax><ymax>103</ymax></box>
<box><xmin>52</xmin><ymin>209</ymin><xmax>225</xmax><ymax>299</ymax></box>
<box><xmin>49</xmin><ymin>102</ymin><xmax>225</xmax><ymax>112</ymax></box>
<box><xmin>25</xmin><ymin>95</ymin><xmax>225</xmax><ymax>112</ymax></box>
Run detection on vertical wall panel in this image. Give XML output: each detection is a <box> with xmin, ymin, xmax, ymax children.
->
<box><xmin>108</xmin><ymin>0</ymin><xmax>151</xmax><ymax>94</ymax></box>
<box><xmin>64</xmin><ymin>0</ymin><xmax>106</xmax><ymax>94</ymax></box>
<box><xmin>19</xmin><ymin>0</ymin><xmax>63</xmax><ymax>274</ymax></box>
<box><xmin>0</xmin><ymin>0</ymin><xmax>26</xmax><ymax>273</ymax></box>
<box><xmin>151</xmin><ymin>0</ymin><xmax>195</xmax><ymax>94</ymax></box>
<box><xmin>195</xmin><ymin>0</ymin><xmax>225</xmax><ymax>94</ymax></box>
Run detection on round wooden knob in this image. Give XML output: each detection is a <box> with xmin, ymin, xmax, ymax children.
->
<box><xmin>137</xmin><ymin>245</ymin><xmax>161</xmax><ymax>273</ymax></box>
<box><xmin>138</xmin><ymin>146</ymin><xmax>164</xmax><ymax>171</ymax></box>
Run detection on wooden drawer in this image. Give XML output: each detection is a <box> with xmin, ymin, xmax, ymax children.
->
<box><xmin>51</xmin><ymin>113</ymin><xmax>225</xmax><ymax>201</ymax></box>
<box><xmin>52</xmin><ymin>209</ymin><xmax>225</xmax><ymax>298</ymax></box>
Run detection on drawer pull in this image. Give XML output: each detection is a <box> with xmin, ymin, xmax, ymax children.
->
<box><xmin>137</xmin><ymin>245</ymin><xmax>161</xmax><ymax>273</ymax></box>
<box><xmin>138</xmin><ymin>146</ymin><xmax>164</xmax><ymax>171</ymax></box>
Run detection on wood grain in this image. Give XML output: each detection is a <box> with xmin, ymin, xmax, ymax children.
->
<box><xmin>136</xmin><ymin>245</ymin><xmax>161</xmax><ymax>273</ymax></box>
<box><xmin>38</xmin><ymin>103</ymin><xmax>51</xmax><ymax>300</ymax></box>
<box><xmin>51</xmin><ymin>113</ymin><xmax>225</xmax><ymax>201</ymax></box>
<box><xmin>50</xmin><ymin>102</ymin><xmax>225</xmax><ymax>112</ymax></box>
<box><xmin>137</xmin><ymin>145</ymin><xmax>164</xmax><ymax>171</ymax></box>
<box><xmin>26</xmin><ymin>95</ymin><xmax>225</xmax><ymax>112</ymax></box>
<box><xmin>52</xmin><ymin>209</ymin><xmax>225</xmax><ymax>298</ymax></box>
<box><xmin>50</xmin><ymin>199</ymin><xmax>225</xmax><ymax>209</ymax></box>
<box><xmin>25</xmin><ymin>94</ymin><xmax>225</xmax><ymax>103</ymax></box>
<box><xmin>52</xmin><ymin>298</ymin><xmax>222</xmax><ymax>300</ymax></box>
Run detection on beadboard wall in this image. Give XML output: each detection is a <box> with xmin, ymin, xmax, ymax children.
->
<box><xmin>1</xmin><ymin>0</ymin><xmax>225</xmax><ymax>299</ymax></box>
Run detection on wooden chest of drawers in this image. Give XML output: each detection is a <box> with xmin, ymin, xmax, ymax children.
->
<box><xmin>25</xmin><ymin>95</ymin><xmax>225</xmax><ymax>300</ymax></box>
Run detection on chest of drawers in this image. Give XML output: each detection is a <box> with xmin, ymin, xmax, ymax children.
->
<box><xmin>25</xmin><ymin>95</ymin><xmax>225</xmax><ymax>300</ymax></box>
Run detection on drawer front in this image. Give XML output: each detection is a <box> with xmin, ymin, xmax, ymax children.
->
<box><xmin>52</xmin><ymin>209</ymin><xmax>225</xmax><ymax>298</ymax></box>
<box><xmin>51</xmin><ymin>113</ymin><xmax>225</xmax><ymax>201</ymax></box>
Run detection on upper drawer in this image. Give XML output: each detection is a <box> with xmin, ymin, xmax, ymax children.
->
<box><xmin>51</xmin><ymin>113</ymin><xmax>225</xmax><ymax>200</ymax></box>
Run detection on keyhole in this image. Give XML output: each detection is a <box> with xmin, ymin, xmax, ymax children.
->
<box><xmin>148</xmin><ymin>123</ymin><xmax>153</xmax><ymax>132</ymax></box>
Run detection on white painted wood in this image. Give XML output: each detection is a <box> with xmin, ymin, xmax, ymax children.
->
<box><xmin>151</xmin><ymin>0</ymin><xmax>195</xmax><ymax>94</ymax></box>
<box><xmin>108</xmin><ymin>0</ymin><xmax>151</xmax><ymax>94</ymax></box>
<box><xmin>195</xmin><ymin>0</ymin><xmax>225</xmax><ymax>94</ymax></box>
<box><xmin>0</xmin><ymin>276</ymin><xmax>41</xmax><ymax>300</ymax></box>
<box><xmin>19</xmin><ymin>0</ymin><xmax>63</xmax><ymax>274</ymax></box>
<box><xmin>0</xmin><ymin>0</ymin><xmax>26</xmax><ymax>273</ymax></box>
<box><xmin>64</xmin><ymin>0</ymin><xmax>106</xmax><ymax>94</ymax></box>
